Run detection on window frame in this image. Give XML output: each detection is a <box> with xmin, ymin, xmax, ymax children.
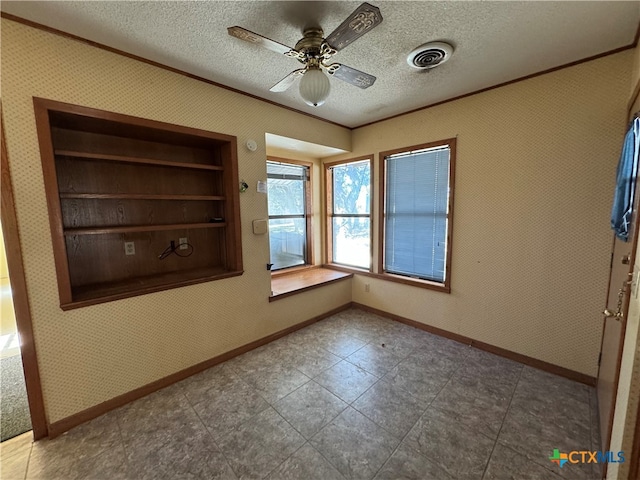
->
<box><xmin>266</xmin><ymin>156</ymin><xmax>314</xmax><ymax>273</ymax></box>
<box><xmin>378</xmin><ymin>138</ymin><xmax>456</xmax><ymax>293</ymax></box>
<box><xmin>324</xmin><ymin>155</ymin><xmax>373</xmax><ymax>272</ymax></box>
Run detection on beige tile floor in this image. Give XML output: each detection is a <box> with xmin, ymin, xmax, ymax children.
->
<box><xmin>0</xmin><ymin>308</ymin><xmax>601</xmax><ymax>480</ymax></box>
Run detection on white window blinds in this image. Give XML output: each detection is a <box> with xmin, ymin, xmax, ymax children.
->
<box><xmin>384</xmin><ymin>146</ymin><xmax>450</xmax><ymax>282</ymax></box>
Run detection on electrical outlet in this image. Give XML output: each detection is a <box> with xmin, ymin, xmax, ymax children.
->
<box><xmin>364</xmin><ymin>283</ymin><xmax>370</xmax><ymax>293</ymax></box>
<box><xmin>179</xmin><ymin>237</ymin><xmax>188</xmax><ymax>250</ymax></box>
<box><xmin>124</xmin><ymin>242</ymin><xmax>135</xmax><ymax>256</ymax></box>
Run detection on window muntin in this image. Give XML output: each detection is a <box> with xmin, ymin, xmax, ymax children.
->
<box><xmin>327</xmin><ymin>158</ymin><xmax>371</xmax><ymax>270</ymax></box>
<box><xmin>382</xmin><ymin>140</ymin><xmax>455</xmax><ymax>286</ymax></box>
<box><xmin>267</xmin><ymin>161</ymin><xmax>310</xmax><ymax>270</ymax></box>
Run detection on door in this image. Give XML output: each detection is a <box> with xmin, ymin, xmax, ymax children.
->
<box><xmin>597</xmin><ymin>111</ymin><xmax>640</xmax><ymax>456</ymax></box>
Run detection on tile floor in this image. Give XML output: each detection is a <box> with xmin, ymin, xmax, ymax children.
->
<box><xmin>0</xmin><ymin>308</ymin><xmax>601</xmax><ymax>480</ymax></box>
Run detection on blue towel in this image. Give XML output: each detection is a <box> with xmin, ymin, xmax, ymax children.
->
<box><xmin>611</xmin><ymin>117</ymin><xmax>640</xmax><ymax>241</ymax></box>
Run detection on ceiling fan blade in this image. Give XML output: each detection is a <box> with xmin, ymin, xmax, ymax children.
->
<box><xmin>325</xmin><ymin>3</ymin><xmax>383</xmax><ymax>51</ymax></box>
<box><xmin>270</xmin><ymin>69</ymin><xmax>306</xmax><ymax>92</ymax></box>
<box><xmin>328</xmin><ymin>64</ymin><xmax>376</xmax><ymax>89</ymax></box>
<box><xmin>227</xmin><ymin>26</ymin><xmax>297</xmax><ymax>56</ymax></box>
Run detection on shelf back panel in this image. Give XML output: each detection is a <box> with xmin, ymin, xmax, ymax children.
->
<box><xmin>55</xmin><ymin>157</ymin><xmax>220</xmax><ymax>196</ymax></box>
<box><xmin>65</xmin><ymin>227</ymin><xmax>226</xmax><ymax>288</ymax></box>
<box><xmin>60</xmin><ymin>198</ymin><xmax>225</xmax><ymax>229</ymax></box>
<box><xmin>52</xmin><ymin>128</ymin><xmax>221</xmax><ymax>167</ymax></box>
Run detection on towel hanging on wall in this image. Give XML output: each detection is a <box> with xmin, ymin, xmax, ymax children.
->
<box><xmin>611</xmin><ymin>116</ymin><xmax>640</xmax><ymax>241</ymax></box>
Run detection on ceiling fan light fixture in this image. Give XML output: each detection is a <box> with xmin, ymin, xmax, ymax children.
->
<box><xmin>299</xmin><ymin>67</ymin><xmax>330</xmax><ymax>107</ymax></box>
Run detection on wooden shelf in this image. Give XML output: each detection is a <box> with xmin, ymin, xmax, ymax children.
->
<box><xmin>66</xmin><ymin>266</ymin><xmax>244</xmax><ymax>309</ymax></box>
<box><xmin>59</xmin><ymin>193</ymin><xmax>225</xmax><ymax>201</ymax></box>
<box><xmin>64</xmin><ymin>222</ymin><xmax>226</xmax><ymax>236</ymax></box>
<box><xmin>55</xmin><ymin>149</ymin><xmax>224</xmax><ymax>171</ymax></box>
<box><xmin>36</xmin><ymin>99</ymin><xmax>243</xmax><ymax>308</ymax></box>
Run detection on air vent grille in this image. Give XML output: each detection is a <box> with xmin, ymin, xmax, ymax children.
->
<box><xmin>407</xmin><ymin>42</ymin><xmax>454</xmax><ymax>70</ymax></box>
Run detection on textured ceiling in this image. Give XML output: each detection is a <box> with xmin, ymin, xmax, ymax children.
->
<box><xmin>2</xmin><ymin>1</ymin><xmax>639</xmax><ymax>128</ymax></box>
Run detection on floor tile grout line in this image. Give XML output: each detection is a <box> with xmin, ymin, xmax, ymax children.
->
<box><xmin>179</xmin><ymin>388</ymin><xmax>239</xmax><ymax>479</ymax></box>
<box><xmin>497</xmin><ymin>367</ymin><xmax>597</xmax><ymax>479</ymax></box>
<box><xmin>588</xmin><ymin>386</ymin><xmax>593</xmax><ymax>452</ymax></box>
<box><xmin>280</xmin><ymin>319</ymin><xmax>407</xmax><ymax>478</ymax></box>
<box><xmin>114</xmin><ymin>390</ymin><xmax>190</xmax><ymax>467</ymax></box>
<box><xmin>20</xmin><ymin>444</ymin><xmax>33</xmax><ymax>480</ymax></box>
<box><xmin>261</xmin><ymin>409</ymin><xmax>317</xmax><ymax>479</ymax></box>
<box><xmin>480</xmin><ymin>362</ymin><xmax>525</xmax><ymax>480</ymax></box>
<box><xmin>369</xmin><ymin>349</ymin><xmax>469</xmax><ymax>480</ymax></box>
<box><xmin>369</xmin><ymin>390</ymin><xmax>445</xmax><ymax>478</ymax></box>
<box><xmin>304</xmin><ymin>405</ymin><xmax>385</xmax><ymax>480</ymax></box>
<box><xmin>227</xmin><ymin>357</ymin><xmax>347</xmax><ymax>478</ymax></box>
<box><xmin>348</xmin><ymin>397</ymin><xmax>416</xmax><ymax>453</ymax></box>
<box><xmin>0</xmin><ymin>441</ymin><xmax>33</xmax><ymax>462</ymax></box>
<box><xmin>272</xmin><ymin>385</ymin><xmax>342</xmax><ymax>441</ymax></box>
<box><xmin>111</xmin><ymin>405</ymin><xmax>134</xmax><ymax>475</ymax></box>
<box><xmin>588</xmin><ymin>385</ymin><xmax>596</xmax><ymax>453</ymax></box>
<box><xmin>269</xmin><ymin>377</ymin><xmax>314</xmax><ymax>409</ymax></box>
<box><xmin>588</xmin><ymin>388</ymin><xmax>604</xmax><ymax>480</ymax></box>
<box><xmin>307</xmin><ymin>441</ymin><xmax>349</xmax><ymax>480</ymax></box>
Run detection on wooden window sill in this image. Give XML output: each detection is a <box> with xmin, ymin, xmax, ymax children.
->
<box><xmin>324</xmin><ymin>264</ymin><xmax>449</xmax><ymax>293</ymax></box>
<box><xmin>270</xmin><ymin>265</ymin><xmax>315</xmax><ymax>277</ymax></box>
<box><xmin>323</xmin><ymin>263</ymin><xmax>372</xmax><ymax>275</ymax></box>
<box><xmin>269</xmin><ymin>267</ymin><xmax>353</xmax><ymax>302</ymax></box>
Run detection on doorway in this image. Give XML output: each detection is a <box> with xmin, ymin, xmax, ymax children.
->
<box><xmin>0</xmin><ymin>223</ymin><xmax>31</xmax><ymax>441</ymax></box>
<box><xmin>597</xmin><ymin>110</ymin><xmax>640</xmax><ymax>467</ymax></box>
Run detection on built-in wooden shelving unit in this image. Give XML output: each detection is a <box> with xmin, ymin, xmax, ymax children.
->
<box><xmin>34</xmin><ymin>98</ymin><xmax>243</xmax><ymax>309</ymax></box>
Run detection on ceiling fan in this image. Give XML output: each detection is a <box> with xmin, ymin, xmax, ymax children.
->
<box><xmin>228</xmin><ymin>2</ymin><xmax>383</xmax><ymax>107</ymax></box>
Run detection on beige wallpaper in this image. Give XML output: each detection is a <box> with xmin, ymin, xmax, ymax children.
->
<box><xmin>1</xmin><ymin>19</ymin><xmax>352</xmax><ymax>423</ymax></box>
<box><xmin>631</xmin><ymin>40</ymin><xmax>640</xmax><ymax>100</ymax></box>
<box><xmin>328</xmin><ymin>50</ymin><xmax>633</xmax><ymax>377</ymax></box>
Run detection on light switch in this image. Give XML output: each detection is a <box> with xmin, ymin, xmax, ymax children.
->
<box><xmin>253</xmin><ymin>219</ymin><xmax>268</xmax><ymax>235</ymax></box>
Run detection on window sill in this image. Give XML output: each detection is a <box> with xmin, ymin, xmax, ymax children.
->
<box><xmin>269</xmin><ymin>267</ymin><xmax>353</xmax><ymax>302</ymax></box>
<box><xmin>270</xmin><ymin>265</ymin><xmax>315</xmax><ymax>277</ymax></box>
<box><xmin>324</xmin><ymin>264</ymin><xmax>450</xmax><ymax>293</ymax></box>
<box><xmin>323</xmin><ymin>264</ymin><xmax>372</xmax><ymax>275</ymax></box>
<box><xmin>378</xmin><ymin>272</ymin><xmax>450</xmax><ymax>293</ymax></box>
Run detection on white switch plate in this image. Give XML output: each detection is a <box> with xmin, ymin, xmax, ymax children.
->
<box><xmin>179</xmin><ymin>237</ymin><xmax>188</xmax><ymax>250</ymax></box>
<box><xmin>124</xmin><ymin>242</ymin><xmax>135</xmax><ymax>255</ymax></box>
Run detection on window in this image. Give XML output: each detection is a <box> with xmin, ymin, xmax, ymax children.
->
<box><xmin>380</xmin><ymin>139</ymin><xmax>456</xmax><ymax>291</ymax></box>
<box><xmin>267</xmin><ymin>159</ymin><xmax>312</xmax><ymax>270</ymax></box>
<box><xmin>325</xmin><ymin>157</ymin><xmax>372</xmax><ymax>270</ymax></box>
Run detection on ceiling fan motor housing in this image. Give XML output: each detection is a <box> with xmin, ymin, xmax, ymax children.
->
<box><xmin>407</xmin><ymin>41</ymin><xmax>454</xmax><ymax>69</ymax></box>
<box><xmin>295</xmin><ymin>28</ymin><xmax>325</xmax><ymax>58</ymax></box>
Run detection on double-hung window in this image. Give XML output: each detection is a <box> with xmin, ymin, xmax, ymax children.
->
<box><xmin>267</xmin><ymin>160</ymin><xmax>312</xmax><ymax>271</ymax></box>
<box><xmin>325</xmin><ymin>157</ymin><xmax>372</xmax><ymax>270</ymax></box>
<box><xmin>380</xmin><ymin>139</ymin><xmax>456</xmax><ymax>291</ymax></box>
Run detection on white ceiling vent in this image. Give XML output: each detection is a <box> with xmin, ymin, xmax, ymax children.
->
<box><xmin>407</xmin><ymin>42</ymin><xmax>454</xmax><ymax>70</ymax></box>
